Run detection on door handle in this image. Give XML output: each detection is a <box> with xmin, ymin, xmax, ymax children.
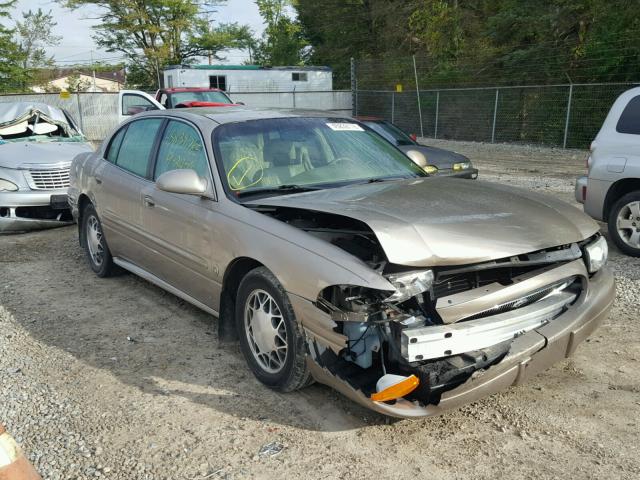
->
<box><xmin>95</xmin><ymin>176</ymin><xmax>102</xmax><ymax>185</ymax></box>
<box><xmin>143</xmin><ymin>195</ymin><xmax>155</xmax><ymax>207</ymax></box>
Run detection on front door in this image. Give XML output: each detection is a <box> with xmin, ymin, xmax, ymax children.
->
<box><xmin>140</xmin><ymin>119</ymin><xmax>220</xmax><ymax>308</ymax></box>
<box><xmin>118</xmin><ymin>90</ymin><xmax>164</xmax><ymax>124</ymax></box>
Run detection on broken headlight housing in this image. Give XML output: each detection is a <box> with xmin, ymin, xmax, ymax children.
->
<box><xmin>384</xmin><ymin>269</ymin><xmax>434</xmax><ymax>303</ymax></box>
<box><xmin>584</xmin><ymin>236</ymin><xmax>608</xmax><ymax>273</ymax></box>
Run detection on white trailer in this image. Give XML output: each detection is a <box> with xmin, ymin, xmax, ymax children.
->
<box><xmin>163</xmin><ymin>65</ymin><xmax>333</xmax><ymax>93</ymax></box>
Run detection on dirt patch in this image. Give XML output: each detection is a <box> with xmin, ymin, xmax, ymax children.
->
<box><xmin>1</xmin><ymin>140</ymin><xmax>639</xmax><ymax>480</ymax></box>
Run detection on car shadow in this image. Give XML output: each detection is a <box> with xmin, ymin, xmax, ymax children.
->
<box><xmin>0</xmin><ymin>226</ymin><xmax>390</xmax><ymax>432</ymax></box>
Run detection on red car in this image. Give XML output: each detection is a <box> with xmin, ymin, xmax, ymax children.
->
<box><xmin>118</xmin><ymin>88</ymin><xmax>240</xmax><ymax>122</ymax></box>
<box><xmin>155</xmin><ymin>87</ymin><xmax>237</xmax><ymax>108</ymax></box>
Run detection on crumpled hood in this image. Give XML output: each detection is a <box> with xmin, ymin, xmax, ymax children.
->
<box><xmin>0</xmin><ymin>141</ymin><xmax>93</xmax><ymax>169</ymax></box>
<box><xmin>249</xmin><ymin>177</ymin><xmax>599</xmax><ymax>267</ymax></box>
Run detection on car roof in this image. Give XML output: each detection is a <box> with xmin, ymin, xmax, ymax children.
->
<box><xmin>138</xmin><ymin>106</ymin><xmax>351</xmax><ymax>125</ymax></box>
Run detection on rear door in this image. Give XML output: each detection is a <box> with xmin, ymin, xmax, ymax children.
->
<box><xmin>118</xmin><ymin>90</ymin><xmax>164</xmax><ymax>123</ymax></box>
<box><xmin>140</xmin><ymin>118</ymin><xmax>220</xmax><ymax>307</ymax></box>
<box><xmin>97</xmin><ymin>117</ymin><xmax>165</xmax><ymax>267</ymax></box>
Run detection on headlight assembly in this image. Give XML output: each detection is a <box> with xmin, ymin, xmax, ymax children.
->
<box><xmin>423</xmin><ymin>165</ymin><xmax>438</xmax><ymax>175</ymax></box>
<box><xmin>0</xmin><ymin>178</ymin><xmax>18</xmax><ymax>192</ymax></box>
<box><xmin>584</xmin><ymin>236</ymin><xmax>608</xmax><ymax>273</ymax></box>
<box><xmin>385</xmin><ymin>269</ymin><xmax>434</xmax><ymax>303</ymax></box>
<box><xmin>453</xmin><ymin>161</ymin><xmax>471</xmax><ymax>171</ymax></box>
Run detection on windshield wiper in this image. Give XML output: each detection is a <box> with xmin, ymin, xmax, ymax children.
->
<box><xmin>236</xmin><ymin>184</ymin><xmax>322</xmax><ymax>198</ymax></box>
<box><xmin>361</xmin><ymin>176</ymin><xmax>412</xmax><ymax>185</ymax></box>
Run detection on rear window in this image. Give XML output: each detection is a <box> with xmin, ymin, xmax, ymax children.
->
<box><xmin>115</xmin><ymin>119</ymin><xmax>163</xmax><ymax>177</ymax></box>
<box><xmin>616</xmin><ymin>95</ymin><xmax>640</xmax><ymax>134</ymax></box>
<box><xmin>106</xmin><ymin>127</ymin><xmax>126</xmax><ymax>163</ymax></box>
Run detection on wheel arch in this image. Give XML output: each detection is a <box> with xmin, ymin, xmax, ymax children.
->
<box><xmin>218</xmin><ymin>256</ymin><xmax>265</xmax><ymax>342</ymax></box>
<box><xmin>603</xmin><ymin>177</ymin><xmax>640</xmax><ymax>220</ymax></box>
<box><xmin>76</xmin><ymin>193</ymin><xmax>93</xmax><ymax>244</ymax></box>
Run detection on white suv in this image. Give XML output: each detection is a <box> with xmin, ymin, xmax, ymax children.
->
<box><xmin>576</xmin><ymin>86</ymin><xmax>640</xmax><ymax>256</ymax></box>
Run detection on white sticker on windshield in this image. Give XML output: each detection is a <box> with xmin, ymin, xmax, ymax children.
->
<box><xmin>326</xmin><ymin>122</ymin><xmax>364</xmax><ymax>131</ymax></box>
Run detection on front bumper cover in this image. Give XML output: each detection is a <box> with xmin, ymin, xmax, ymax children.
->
<box><xmin>300</xmin><ymin>266</ymin><xmax>615</xmax><ymax>418</ymax></box>
<box><xmin>0</xmin><ymin>190</ymin><xmax>72</xmax><ymax>233</ymax></box>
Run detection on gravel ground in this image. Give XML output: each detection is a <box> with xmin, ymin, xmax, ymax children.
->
<box><xmin>1</xmin><ymin>139</ymin><xmax>639</xmax><ymax>480</ymax></box>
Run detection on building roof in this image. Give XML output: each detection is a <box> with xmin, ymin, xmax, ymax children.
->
<box><xmin>44</xmin><ymin>68</ymin><xmax>125</xmax><ymax>84</ymax></box>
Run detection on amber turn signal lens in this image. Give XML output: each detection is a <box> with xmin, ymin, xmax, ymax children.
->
<box><xmin>370</xmin><ymin>374</ymin><xmax>420</xmax><ymax>402</ymax></box>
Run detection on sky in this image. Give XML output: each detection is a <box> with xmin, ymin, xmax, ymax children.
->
<box><xmin>8</xmin><ymin>0</ymin><xmax>265</xmax><ymax>66</ymax></box>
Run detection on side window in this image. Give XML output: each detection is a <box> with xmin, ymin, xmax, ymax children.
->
<box><xmin>115</xmin><ymin>119</ymin><xmax>163</xmax><ymax>177</ymax></box>
<box><xmin>292</xmin><ymin>72</ymin><xmax>308</xmax><ymax>82</ymax></box>
<box><xmin>105</xmin><ymin>127</ymin><xmax>127</xmax><ymax>163</ymax></box>
<box><xmin>154</xmin><ymin>121</ymin><xmax>209</xmax><ymax>180</ymax></box>
<box><xmin>122</xmin><ymin>93</ymin><xmax>159</xmax><ymax>116</ymax></box>
<box><xmin>616</xmin><ymin>96</ymin><xmax>640</xmax><ymax>134</ymax></box>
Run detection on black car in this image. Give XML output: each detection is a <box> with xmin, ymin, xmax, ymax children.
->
<box><xmin>357</xmin><ymin>117</ymin><xmax>478</xmax><ymax>179</ymax></box>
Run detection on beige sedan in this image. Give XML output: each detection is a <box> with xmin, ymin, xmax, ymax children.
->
<box><xmin>68</xmin><ymin>108</ymin><xmax>615</xmax><ymax>418</ymax></box>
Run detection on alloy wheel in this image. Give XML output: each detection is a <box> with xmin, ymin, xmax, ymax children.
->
<box><xmin>243</xmin><ymin>289</ymin><xmax>288</xmax><ymax>373</ymax></box>
<box><xmin>616</xmin><ymin>200</ymin><xmax>640</xmax><ymax>248</ymax></box>
<box><xmin>86</xmin><ymin>215</ymin><xmax>105</xmax><ymax>266</ymax></box>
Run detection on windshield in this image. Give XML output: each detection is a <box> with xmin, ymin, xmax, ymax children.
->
<box><xmin>365</xmin><ymin>121</ymin><xmax>415</xmax><ymax>146</ymax></box>
<box><xmin>169</xmin><ymin>91</ymin><xmax>232</xmax><ymax>106</ymax></box>
<box><xmin>214</xmin><ymin>117</ymin><xmax>426</xmax><ymax>196</ymax></box>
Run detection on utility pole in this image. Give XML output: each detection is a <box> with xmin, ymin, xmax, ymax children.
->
<box><xmin>90</xmin><ymin>50</ymin><xmax>97</xmax><ymax>91</ymax></box>
<box><xmin>412</xmin><ymin>55</ymin><xmax>424</xmax><ymax>138</ymax></box>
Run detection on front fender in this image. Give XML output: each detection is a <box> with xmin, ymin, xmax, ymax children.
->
<box><xmin>220</xmin><ymin>204</ymin><xmax>395</xmax><ymax>302</ymax></box>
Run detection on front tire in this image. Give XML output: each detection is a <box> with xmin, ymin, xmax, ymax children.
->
<box><xmin>235</xmin><ymin>267</ymin><xmax>312</xmax><ymax>392</ymax></box>
<box><xmin>608</xmin><ymin>191</ymin><xmax>640</xmax><ymax>257</ymax></box>
<box><xmin>80</xmin><ymin>203</ymin><xmax>118</xmax><ymax>277</ymax></box>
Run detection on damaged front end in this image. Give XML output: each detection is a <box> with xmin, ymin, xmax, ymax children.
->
<box><xmin>0</xmin><ymin>102</ymin><xmax>92</xmax><ymax>233</ymax></box>
<box><xmin>258</xmin><ymin>206</ymin><xmax>614</xmax><ymax>416</ymax></box>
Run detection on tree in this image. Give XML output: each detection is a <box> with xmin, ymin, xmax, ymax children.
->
<box><xmin>187</xmin><ymin>22</ymin><xmax>255</xmax><ymax>64</ymax></box>
<box><xmin>61</xmin><ymin>1</ymin><xmax>251</xmax><ymax>87</ymax></box>
<box><xmin>16</xmin><ymin>9</ymin><xmax>61</xmax><ymax>70</ymax></box>
<box><xmin>253</xmin><ymin>0</ymin><xmax>308</xmax><ymax>66</ymax></box>
<box><xmin>295</xmin><ymin>0</ymin><xmax>413</xmax><ymax>86</ymax></box>
<box><xmin>15</xmin><ymin>8</ymin><xmax>62</xmax><ymax>89</ymax></box>
<box><xmin>0</xmin><ymin>1</ymin><xmax>27</xmax><ymax>92</ymax></box>
<box><xmin>296</xmin><ymin>0</ymin><xmax>640</xmax><ymax>88</ymax></box>
<box><xmin>66</xmin><ymin>71</ymin><xmax>91</xmax><ymax>92</ymax></box>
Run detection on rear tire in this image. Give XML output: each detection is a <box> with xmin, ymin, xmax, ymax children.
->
<box><xmin>608</xmin><ymin>191</ymin><xmax>640</xmax><ymax>257</ymax></box>
<box><xmin>80</xmin><ymin>203</ymin><xmax>118</xmax><ymax>277</ymax></box>
<box><xmin>235</xmin><ymin>267</ymin><xmax>312</xmax><ymax>392</ymax></box>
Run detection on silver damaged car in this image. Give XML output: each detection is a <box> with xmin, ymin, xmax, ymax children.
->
<box><xmin>69</xmin><ymin>108</ymin><xmax>615</xmax><ymax>418</ymax></box>
<box><xmin>0</xmin><ymin>102</ymin><xmax>93</xmax><ymax>233</ymax></box>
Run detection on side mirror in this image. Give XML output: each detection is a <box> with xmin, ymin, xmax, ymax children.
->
<box><xmin>409</xmin><ymin>133</ymin><xmax>417</xmax><ymax>142</ymax></box>
<box><xmin>234</xmin><ymin>101</ymin><xmax>245</xmax><ymax>105</ymax></box>
<box><xmin>405</xmin><ymin>150</ymin><xmax>427</xmax><ymax>168</ymax></box>
<box><xmin>156</xmin><ymin>169</ymin><xmax>207</xmax><ymax>195</ymax></box>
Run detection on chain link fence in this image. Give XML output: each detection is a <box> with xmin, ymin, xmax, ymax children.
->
<box><xmin>353</xmin><ymin>58</ymin><xmax>638</xmax><ymax>149</ymax></box>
